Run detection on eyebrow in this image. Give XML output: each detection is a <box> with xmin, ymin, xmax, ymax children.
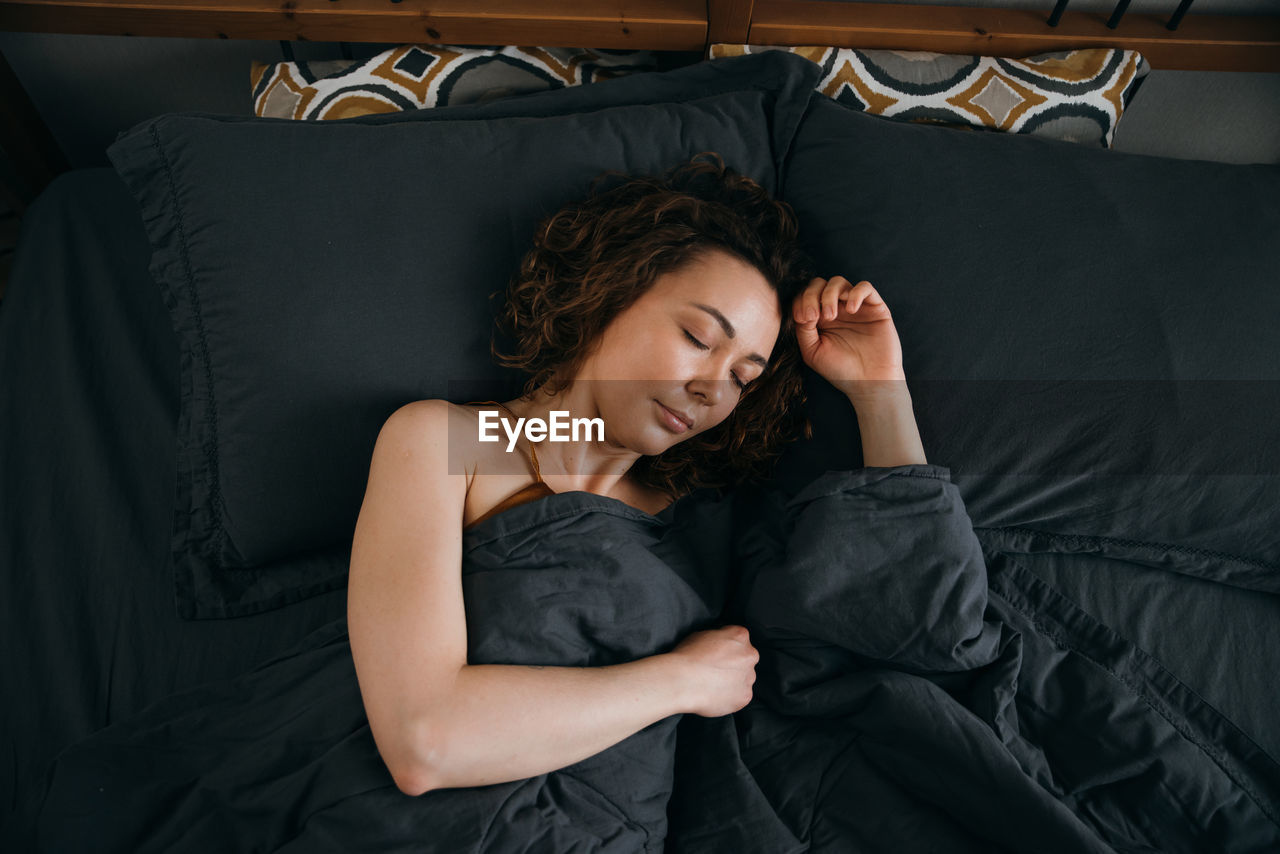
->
<box><xmin>688</xmin><ymin>302</ymin><xmax>770</xmax><ymax>369</ymax></box>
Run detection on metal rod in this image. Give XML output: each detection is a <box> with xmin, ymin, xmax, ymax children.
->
<box><xmin>1047</xmin><ymin>0</ymin><xmax>1070</xmax><ymax>28</ymax></box>
<box><xmin>1106</xmin><ymin>0</ymin><xmax>1132</xmax><ymax>30</ymax></box>
<box><xmin>1168</xmin><ymin>0</ymin><xmax>1196</xmax><ymax>31</ymax></box>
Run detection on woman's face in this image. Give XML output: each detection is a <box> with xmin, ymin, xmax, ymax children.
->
<box><xmin>576</xmin><ymin>248</ymin><xmax>782</xmax><ymax>455</ymax></box>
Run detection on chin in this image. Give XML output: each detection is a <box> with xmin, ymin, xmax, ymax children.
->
<box><xmin>643</xmin><ymin>432</ymin><xmax>684</xmax><ymax>456</ymax></box>
<box><xmin>602</xmin><ymin>419</ymin><xmax>671</xmax><ymax>457</ymax></box>
<box><xmin>640</xmin><ymin>421</ymin><xmax>691</xmax><ymax>455</ymax></box>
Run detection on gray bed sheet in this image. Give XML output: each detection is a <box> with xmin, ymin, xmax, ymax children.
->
<box><xmin>0</xmin><ymin>169</ymin><xmax>348</xmax><ymax>848</ymax></box>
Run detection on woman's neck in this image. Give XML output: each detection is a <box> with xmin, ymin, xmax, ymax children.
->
<box><xmin>499</xmin><ymin>386</ymin><xmax>642</xmax><ymax>498</ymax></box>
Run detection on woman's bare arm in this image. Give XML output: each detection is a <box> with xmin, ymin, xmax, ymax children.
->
<box><xmin>791</xmin><ymin>277</ymin><xmax>925</xmax><ymax>468</ymax></box>
<box><xmin>348</xmin><ymin>399</ymin><xmax>695</xmax><ymax>797</ymax></box>
<box><xmin>847</xmin><ymin>380</ymin><xmax>928</xmax><ymax>467</ymax></box>
<box><xmin>420</xmin><ymin>657</ymin><xmax>689</xmax><ymax>793</ymax></box>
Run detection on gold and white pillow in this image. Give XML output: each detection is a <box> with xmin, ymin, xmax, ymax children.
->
<box><xmin>252</xmin><ymin>45</ymin><xmax>658</xmax><ymax>119</ymax></box>
<box><xmin>709</xmin><ymin>44</ymin><xmax>1149</xmax><ymax>147</ymax></box>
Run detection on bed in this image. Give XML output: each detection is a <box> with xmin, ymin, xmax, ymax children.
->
<box><xmin>1</xmin><ymin>1</ymin><xmax>1278</xmax><ymax>851</ymax></box>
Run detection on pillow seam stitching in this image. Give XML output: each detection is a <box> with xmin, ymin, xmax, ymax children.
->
<box><xmin>148</xmin><ymin>122</ymin><xmax>231</xmax><ymax>575</ymax></box>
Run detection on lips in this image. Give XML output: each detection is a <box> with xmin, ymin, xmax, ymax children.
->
<box><xmin>656</xmin><ymin>400</ymin><xmax>694</xmax><ymax>432</ymax></box>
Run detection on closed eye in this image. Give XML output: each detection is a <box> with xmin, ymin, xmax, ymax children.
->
<box><xmin>684</xmin><ymin>330</ymin><xmax>747</xmax><ymax>390</ymax></box>
<box><xmin>683</xmin><ymin>329</ymin><xmax>709</xmax><ymax>351</ymax></box>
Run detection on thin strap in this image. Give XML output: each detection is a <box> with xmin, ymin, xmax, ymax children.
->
<box><xmin>465</xmin><ymin>400</ymin><xmax>544</xmax><ymax>484</ymax></box>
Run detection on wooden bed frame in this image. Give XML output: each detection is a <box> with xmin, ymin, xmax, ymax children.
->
<box><xmin>0</xmin><ymin>0</ymin><xmax>1277</xmax><ymax>209</ymax></box>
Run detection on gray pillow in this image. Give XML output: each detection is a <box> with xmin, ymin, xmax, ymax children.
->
<box><xmin>775</xmin><ymin>95</ymin><xmax>1280</xmax><ymax>590</ymax></box>
<box><xmin>105</xmin><ymin>51</ymin><xmax>821</xmax><ymax>619</ymax></box>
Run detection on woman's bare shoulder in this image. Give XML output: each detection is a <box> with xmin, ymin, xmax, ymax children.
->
<box><xmin>381</xmin><ymin>399</ymin><xmax>486</xmax><ymax>436</ymax></box>
<box><xmin>374</xmin><ymin>399</ymin><xmax>488</xmax><ymax>478</ymax></box>
<box><xmin>384</xmin><ymin>398</ymin><xmax>474</xmax><ymax>421</ymax></box>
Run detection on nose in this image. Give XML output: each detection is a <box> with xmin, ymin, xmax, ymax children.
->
<box><xmin>686</xmin><ymin>351</ymin><xmax>737</xmax><ymax>408</ymax></box>
<box><xmin>686</xmin><ymin>375</ymin><xmax>729</xmax><ymax>408</ymax></box>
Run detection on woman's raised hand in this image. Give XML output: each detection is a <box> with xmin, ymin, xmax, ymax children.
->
<box><xmin>793</xmin><ymin>277</ymin><xmax>906</xmax><ymax>399</ymax></box>
<box><xmin>668</xmin><ymin>625</ymin><xmax>759</xmax><ymax>718</ymax></box>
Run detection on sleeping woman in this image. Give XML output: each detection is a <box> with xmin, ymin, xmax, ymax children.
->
<box><xmin>346</xmin><ymin>150</ymin><xmax>927</xmax><ymax>798</ymax></box>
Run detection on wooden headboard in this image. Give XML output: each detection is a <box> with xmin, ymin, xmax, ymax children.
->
<box><xmin>1</xmin><ymin>0</ymin><xmax>1277</xmax><ymax>207</ymax></box>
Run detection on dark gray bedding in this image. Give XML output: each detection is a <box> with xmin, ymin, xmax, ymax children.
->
<box><xmin>32</xmin><ymin>464</ymin><xmax>1280</xmax><ymax>851</ymax></box>
<box><xmin>3</xmin><ymin>56</ymin><xmax>1279</xmax><ymax>849</ymax></box>
<box><xmin>0</xmin><ymin>169</ymin><xmax>348</xmax><ymax>848</ymax></box>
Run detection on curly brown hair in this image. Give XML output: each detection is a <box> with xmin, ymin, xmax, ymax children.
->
<box><xmin>489</xmin><ymin>151</ymin><xmax>816</xmax><ymax>500</ymax></box>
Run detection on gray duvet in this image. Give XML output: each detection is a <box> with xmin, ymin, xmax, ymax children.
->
<box><xmin>36</xmin><ymin>464</ymin><xmax>1280</xmax><ymax>851</ymax></box>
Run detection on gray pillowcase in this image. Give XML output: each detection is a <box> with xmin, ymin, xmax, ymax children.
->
<box><xmin>776</xmin><ymin>95</ymin><xmax>1280</xmax><ymax>590</ymax></box>
<box><xmin>105</xmin><ymin>50</ymin><xmax>821</xmax><ymax>619</ymax></box>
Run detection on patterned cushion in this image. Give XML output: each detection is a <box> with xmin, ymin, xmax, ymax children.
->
<box><xmin>709</xmin><ymin>44</ymin><xmax>1148</xmax><ymax>147</ymax></box>
<box><xmin>251</xmin><ymin>45</ymin><xmax>659</xmax><ymax>119</ymax></box>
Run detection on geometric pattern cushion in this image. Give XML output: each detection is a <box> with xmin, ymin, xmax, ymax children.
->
<box><xmin>252</xmin><ymin>44</ymin><xmax>659</xmax><ymax>119</ymax></box>
<box><xmin>709</xmin><ymin>44</ymin><xmax>1149</xmax><ymax>147</ymax></box>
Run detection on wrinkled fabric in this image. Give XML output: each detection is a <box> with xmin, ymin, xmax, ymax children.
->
<box><xmin>35</xmin><ymin>486</ymin><xmax>735</xmax><ymax>853</ymax></box>
<box><xmin>36</xmin><ymin>466</ymin><xmax>1280</xmax><ymax>852</ymax></box>
<box><xmin>672</xmin><ymin>466</ymin><xmax>1280</xmax><ymax>852</ymax></box>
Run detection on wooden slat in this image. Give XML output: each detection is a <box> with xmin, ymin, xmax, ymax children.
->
<box><xmin>1</xmin><ymin>0</ymin><xmax>1275</xmax><ymax>70</ymax></box>
<box><xmin>748</xmin><ymin>1</ymin><xmax>1280</xmax><ymax>72</ymax></box>
<box><xmin>707</xmin><ymin>0</ymin><xmax>753</xmax><ymax>47</ymax></box>
<box><xmin>0</xmin><ymin>0</ymin><xmax>708</xmax><ymax>50</ymax></box>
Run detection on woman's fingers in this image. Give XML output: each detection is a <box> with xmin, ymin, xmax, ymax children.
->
<box><xmin>860</xmin><ymin>280</ymin><xmax>884</xmax><ymax>303</ymax></box>
<box><xmin>820</xmin><ymin>277</ymin><xmax>851</xmax><ymax>320</ymax></box>
<box><xmin>794</xmin><ymin>276</ymin><xmax>825</xmax><ymax>324</ymax></box>
<box><xmin>795</xmin><ymin>276</ymin><xmax>846</xmax><ymax>323</ymax></box>
<box><xmin>794</xmin><ymin>277</ymin><xmax>882</xmax><ymax>324</ymax></box>
<box><xmin>846</xmin><ymin>280</ymin><xmax>887</xmax><ymax>314</ymax></box>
